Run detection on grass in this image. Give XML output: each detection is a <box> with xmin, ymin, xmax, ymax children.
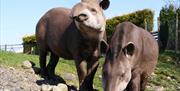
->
<box><xmin>0</xmin><ymin>50</ymin><xmax>180</xmax><ymax>91</ymax></box>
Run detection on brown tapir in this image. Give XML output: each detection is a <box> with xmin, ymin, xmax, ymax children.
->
<box><xmin>102</xmin><ymin>22</ymin><xmax>159</xmax><ymax>91</ymax></box>
<box><xmin>35</xmin><ymin>0</ymin><xmax>110</xmax><ymax>90</ymax></box>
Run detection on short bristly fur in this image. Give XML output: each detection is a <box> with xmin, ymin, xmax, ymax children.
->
<box><xmin>36</xmin><ymin>0</ymin><xmax>110</xmax><ymax>90</ymax></box>
<box><xmin>102</xmin><ymin>22</ymin><xmax>159</xmax><ymax>91</ymax></box>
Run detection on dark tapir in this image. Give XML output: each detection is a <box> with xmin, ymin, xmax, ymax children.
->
<box><xmin>102</xmin><ymin>22</ymin><xmax>159</xmax><ymax>91</ymax></box>
<box><xmin>35</xmin><ymin>0</ymin><xmax>110</xmax><ymax>90</ymax></box>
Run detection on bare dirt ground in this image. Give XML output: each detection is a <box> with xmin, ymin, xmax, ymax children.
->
<box><xmin>0</xmin><ymin>66</ymin><xmax>41</xmax><ymax>91</ymax></box>
<box><xmin>0</xmin><ymin>66</ymin><xmax>77</xmax><ymax>91</ymax></box>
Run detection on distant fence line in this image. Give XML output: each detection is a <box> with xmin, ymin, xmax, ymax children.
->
<box><xmin>0</xmin><ymin>43</ymin><xmax>38</xmax><ymax>55</ymax></box>
<box><xmin>0</xmin><ymin>31</ymin><xmax>158</xmax><ymax>54</ymax></box>
<box><xmin>151</xmin><ymin>31</ymin><xmax>158</xmax><ymax>41</ymax></box>
<box><xmin>0</xmin><ymin>44</ymin><xmax>23</xmax><ymax>52</ymax></box>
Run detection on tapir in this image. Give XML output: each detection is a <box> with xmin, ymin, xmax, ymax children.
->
<box><xmin>35</xmin><ymin>0</ymin><xmax>110</xmax><ymax>90</ymax></box>
<box><xmin>102</xmin><ymin>22</ymin><xmax>159</xmax><ymax>91</ymax></box>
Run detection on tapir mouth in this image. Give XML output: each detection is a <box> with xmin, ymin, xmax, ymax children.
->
<box><xmin>75</xmin><ymin>20</ymin><xmax>103</xmax><ymax>33</ymax></box>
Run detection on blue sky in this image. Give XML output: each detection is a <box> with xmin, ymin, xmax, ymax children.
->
<box><xmin>0</xmin><ymin>0</ymin><xmax>166</xmax><ymax>45</ymax></box>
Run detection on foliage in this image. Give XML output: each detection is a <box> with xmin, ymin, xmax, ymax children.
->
<box><xmin>159</xmin><ymin>4</ymin><xmax>180</xmax><ymax>50</ymax></box>
<box><xmin>106</xmin><ymin>9</ymin><xmax>154</xmax><ymax>42</ymax></box>
<box><xmin>22</xmin><ymin>35</ymin><xmax>36</xmax><ymax>44</ymax></box>
<box><xmin>0</xmin><ymin>50</ymin><xmax>180</xmax><ymax>90</ymax></box>
<box><xmin>159</xmin><ymin>21</ymin><xmax>169</xmax><ymax>52</ymax></box>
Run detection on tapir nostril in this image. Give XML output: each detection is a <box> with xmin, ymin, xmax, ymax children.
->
<box><xmin>76</xmin><ymin>13</ymin><xmax>89</xmax><ymax>22</ymax></box>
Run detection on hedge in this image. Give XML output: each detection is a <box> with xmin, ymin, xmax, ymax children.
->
<box><xmin>159</xmin><ymin>4</ymin><xmax>180</xmax><ymax>51</ymax></box>
<box><xmin>22</xmin><ymin>35</ymin><xmax>37</xmax><ymax>54</ymax></box>
<box><xmin>106</xmin><ymin>9</ymin><xmax>154</xmax><ymax>41</ymax></box>
<box><xmin>22</xmin><ymin>35</ymin><xmax>36</xmax><ymax>44</ymax></box>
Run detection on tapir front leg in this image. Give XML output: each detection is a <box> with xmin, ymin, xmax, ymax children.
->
<box><xmin>81</xmin><ymin>49</ymin><xmax>100</xmax><ymax>91</ymax></box>
<box><xmin>126</xmin><ymin>69</ymin><xmax>141</xmax><ymax>91</ymax></box>
<box><xmin>75</xmin><ymin>56</ymin><xmax>88</xmax><ymax>90</ymax></box>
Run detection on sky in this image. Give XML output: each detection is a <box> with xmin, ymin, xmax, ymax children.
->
<box><xmin>0</xmin><ymin>0</ymin><xmax>167</xmax><ymax>45</ymax></box>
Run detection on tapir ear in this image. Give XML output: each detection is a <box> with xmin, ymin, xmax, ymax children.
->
<box><xmin>123</xmin><ymin>42</ymin><xmax>135</xmax><ymax>57</ymax></box>
<box><xmin>100</xmin><ymin>40</ymin><xmax>109</xmax><ymax>54</ymax></box>
<box><xmin>100</xmin><ymin>0</ymin><xmax>110</xmax><ymax>10</ymax></box>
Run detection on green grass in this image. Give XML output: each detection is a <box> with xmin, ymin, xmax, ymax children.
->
<box><xmin>0</xmin><ymin>50</ymin><xmax>180</xmax><ymax>91</ymax></box>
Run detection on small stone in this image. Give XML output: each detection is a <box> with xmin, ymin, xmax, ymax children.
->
<box><xmin>28</xmin><ymin>68</ymin><xmax>35</xmax><ymax>74</ymax></box>
<box><xmin>167</xmin><ymin>76</ymin><xmax>171</xmax><ymax>80</ymax></box>
<box><xmin>62</xmin><ymin>73</ymin><xmax>76</xmax><ymax>80</ymax></box>
<box><xmin>156</xmin><ymin>86</ymin><xmax>164</xmax><ymax>91</ymax></box>
<box><xmin>146</xmin><ymin>85</ymin><xmax>151</xmax><ymax>89</ymax></box>
<box><xmin>98</xmin><ymin>75</ymin><xmax>102</xmax><ymax>79</ymax></box>
<box><xmin>57</xmin><ymin>83</ymin><xmax>68</xmax><ymax>91</ymax></box>
<box><xmin>177</xmin><ymin>86</ymin><xmax>180</xmax><ymax>90</ymax></box>
<box><xmin>9</xmin><ymin>67</ymin><xmax>15</xmax><ymax>70</ymax></box>
<box><xmin>151</xmin><ymin>72</ymin><xmax>156</xmax><ymax>76</ymax></box>
<box><xmin>3</xmin><ymin>88</ymin><xmax>11</xmax><ymax>91</ymax></box>
<box><xmin>22</xmin><ymin>60</ymin><xmax>32</xmax><ymax>69</ymax></box>
<box><xmin>41</xmin><ymin>84</ymin><xmax>52</xmax><ymax>91</ymax></box>
<box><xmin>52</xmin><ymin>86</ymin><xmax>59</xmax><ymax>91</ymax></box>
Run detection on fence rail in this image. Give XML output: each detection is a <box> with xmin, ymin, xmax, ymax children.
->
<box><xmin>151</xmin><ymin>31</ymin><xmax>158</xmax><ymax>41</ymax></box>
<box><xmin>0</xmin><ymin>31</ymin><xmax>158</xmax><ymax>54</ymax></box>
<box><xmin>0</xmin><ymin>43</ymin><xmax>38</xmax><ymax>55</ymax></box>
<box><xmin>0</xmin><ymin>44</ymin><xmax>23</xmax><ymax>53</ymax></box>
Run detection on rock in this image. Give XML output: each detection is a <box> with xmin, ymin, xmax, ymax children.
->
<box><xmin>57</xmin><ymin>83</ymin><xmax>68</xmax><ymax>91</ymax></box>
<box><xmin>155</xmin><ymin>86</ymin><xmax>164</xmax><ymax>91</ymax></box>
<box><xmin>167</xmin><ymin>76</ymin><xmax>171</xmax><ymax>80</ymax></box>
<box><xmin>22</xmin><ymin>60</ymin><xmax>32</xmax><ymax>69</ymax></box>
<box><xmin>3</xmin><ymin>88</ymin><xmax>11</xmax><ymax>91</ymax></box>
<box><xmin>62</xmin><ymin>73</ymin><xmax>76</xmax><ymax>80</ymax></box>
<box><xmin>24</xmin><ymin>68</ymin><xmax>36</xmax><ymax>74</ymax></box>
<box><xmin>41</xmin><ymin>84</ymin><xmax>52</xmax><ymax>91</ymax></box>
<box><xmin>9</xmin><ymin>67</ymin><xmax>15</xmax><ymax>71</ymax></box>
<box><xmin>151</xmin><ymin>72</ymin><xmax>156</xmax><ymax>76</ymax></box>
<box><xmin>98</xmin><ymin>75</ymin><xmax>102</xmax><ymax>79</ymax></box>
<box><xmin>52</xmin><ymin>86</ymin><xmax>59</xmax><ymax>91</ymax></box>
<box><xmin>177</xmin><ymin>86</ymin><xmax>180</xmax><ymax>90</ymax></box>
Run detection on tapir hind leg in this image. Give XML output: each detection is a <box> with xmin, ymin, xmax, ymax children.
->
<box><xmin>47</xmin><ymin>52</ymin><xmax>59</xmax><ymax>78</ymax></box>
<box><xmin>39</xmin><ymin>50</ymin><xmax>48</xmax><ymax>77</ymax></box>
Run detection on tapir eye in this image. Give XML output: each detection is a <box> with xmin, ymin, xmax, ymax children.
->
<box><xmin>90</xmin><ymin>8</ymin><xmax>97</xmax><ymax>15</ymax></box>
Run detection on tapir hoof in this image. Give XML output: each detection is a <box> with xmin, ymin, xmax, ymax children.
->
<box><xmin>39</xmin><ymin>68</ymin><xmax>48</xmax><ymax>78</ymax></box>
<box><xmin>79</xmin><ymin>85</ymin><xmax>94</xmax><ymax>91</ymax></box>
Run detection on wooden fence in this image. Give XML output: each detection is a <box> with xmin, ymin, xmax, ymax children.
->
<box><xmin>0</xmin><ymin>43</ymin><xmax>38</xmax><ymax>55</ymax></box>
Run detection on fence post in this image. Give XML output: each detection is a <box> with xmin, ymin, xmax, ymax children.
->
<box><xmin>5</xmin><ymin>44</ymin><xmax>7</xmax><ymax>51</ymax></box>
<box><xmin>176</xmin><ymin>13</ymin><xmax>178</xmax><ymax>53</ymax></box>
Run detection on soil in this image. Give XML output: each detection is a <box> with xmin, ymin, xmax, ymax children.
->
<box><xmin>0</xmin><ymin>66</ymin><xmax>78</xmax><ymax>91</ymax></box>
<box><xmin>0</xmin><ymin>66</ymin><xmax>41</xmax><ymax>91</ymax></box>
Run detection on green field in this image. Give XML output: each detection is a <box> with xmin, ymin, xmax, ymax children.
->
<box><xmin>0</xmin><ymin>50</ymin><xmax>180</xmax><ymax>91</ymax></box>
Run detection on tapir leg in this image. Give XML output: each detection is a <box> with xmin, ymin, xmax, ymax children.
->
<box><xmin>47</xmin><ymin>52</ymin><xmax>59</xmax><ymax>78</ymax></box>
<box><xmin>39</xmin><ymin>50</ymin><xmax>48</xmax><ymax>77</ymax></box>
<box><xmin>126</xmin><ymin>69</ymin><xmax>141</xmax><ymax>91</ymax></box>
<box><xmin>80</xmin><ymin>56</ymin><xmax>99</xmax><ymax>91</ymax></box>
<box><xmin>140</xmin><ymin>73</ymin><xmax>148</xmax><ymax>91</ymax></box>
<box><xmin>75</xmin><ymin>56</ymin><xmax>87</xmax><ymax>86</ymax></box>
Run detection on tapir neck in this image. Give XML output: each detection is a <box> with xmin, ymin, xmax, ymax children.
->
<box><xmin>79</xmin><ymin>28</ymin><xmax>105</xmax><ymax>42</ymax></box>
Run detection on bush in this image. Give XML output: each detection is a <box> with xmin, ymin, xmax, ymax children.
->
<box><xmin>22</xmin><ymin>35</ymin><xmax>38</xmax><ymax>54</ymax></box>
<box><xmin>106</xmin><ymin>9</ymin><xmax>154</xmax><ymax>42</ymax></box>
<box><xmin>22</xmin><ymin>35</ymin><xmax>36</xmax><ymax>44</ymax></box>
<box><xmin>159</xmin><ymin>4</ymin><xmax>180</xmax><ymax>50</ymax></box>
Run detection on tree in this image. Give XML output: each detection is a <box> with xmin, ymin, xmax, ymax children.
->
<box><xmin>159</xmin><ymin>3</ymin><xmax>179</xmax><ymax>51</ymax></box>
